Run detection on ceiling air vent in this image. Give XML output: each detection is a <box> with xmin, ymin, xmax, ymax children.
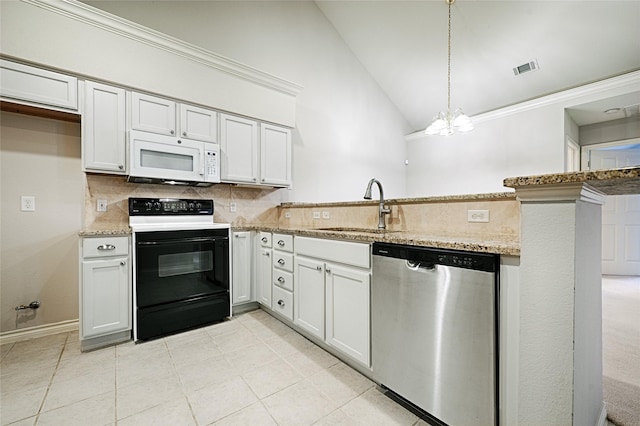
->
<box><xmin>513</xmin><ymin>59</ymin><xmax>540</xmax><ymax>76</ymax></box>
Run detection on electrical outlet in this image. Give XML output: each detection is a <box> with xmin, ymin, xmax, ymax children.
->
<box><xmin>21</xmin><ymin>196</ymin><xmax>35</xmax><ymax>212</ymax></box>
<box><xmin>468</xmin><ymin>209</ymin><xmax>490</xmax><ymax>223</ymax></box>
<box><xmin>322</xmin><ymin>211</ymin><xmax>330</xmax><ymax>219</ymax></box>
<box><xmin>97</xmin><ymin>199</ymin><xmax>108</xmax><ymax>212</ymax></box>
<box><xmin>313</xmin><ymin>211</ymin><xmax>321</xmax><ymax>219</ymax></box>
<box><xmin>230</xmin><ymin>202</ymin><xmax>237</xmax><ymax>212</ymax></box>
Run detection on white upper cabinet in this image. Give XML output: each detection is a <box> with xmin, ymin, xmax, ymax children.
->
<box><xmin>130</xmin><ymin>92</ymin><xmax>177</xmax><ymax>136</ymax></box>
<box><xmin>0</xmin><ymin>60</ymin><xmax>78</xmax><ymax>110</ymax></box>
<box><xmin>83</xmin><ymin>81</ymin><xmax>126</xmax><ymax>173</ymax></box>
<box><xmin>261</xmin><ymin>123</ymin><xmax>292</xmax><ymax>187</ymax></box>
<box><xmin>179</xmin><ymin>103</ymin><xmax>217</xmax><ymax>143</ymax></box>
<box><xmin>220</xmin><ymin>113</ymin><xmax>259</xmax><ymax>184</ymax></box>
<box><xmin>220</xmin><ymin>113</ymin><xmax>292</xmax><ymax>188</ymax></box>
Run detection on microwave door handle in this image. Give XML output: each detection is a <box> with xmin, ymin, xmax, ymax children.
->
<box><xmin>199</xmin><ymin>150</ymin><xmax>205</xmax><ymax>176</ymax></box>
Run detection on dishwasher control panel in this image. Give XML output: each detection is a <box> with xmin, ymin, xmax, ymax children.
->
<box><xmin>372</xmin><ymin>242</ymin><xmax>497</xmax><ymax>272</ymax></box>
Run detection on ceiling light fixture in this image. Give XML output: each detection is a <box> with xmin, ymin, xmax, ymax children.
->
<box><xmin>425</xmin><ymin>0</ymin><xmax>473</xmax><ymax>136</ymax></box>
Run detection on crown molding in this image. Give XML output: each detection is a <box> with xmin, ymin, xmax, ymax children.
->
<box><xmin>22</xmin><ymin>0</ymin><xmax>303</xmax><ymax>97</ymax></box>
<box><xmin>406</xmin><ymin>70</ymin><xmax>640</xmax><ymax>141</ymax></box>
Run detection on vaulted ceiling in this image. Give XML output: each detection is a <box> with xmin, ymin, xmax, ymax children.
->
<box><xmin>315</xmin><ymin>0</ymin><xmax>640</xmax><ymax>130</ymax></box>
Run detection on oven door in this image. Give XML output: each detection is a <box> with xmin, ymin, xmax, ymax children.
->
<box><xmin>134</xmin><ymin>228</ymin><xmax>230</xmax><ymax>340</ymax></box>
<box><xmin>129</xmin><ymin>130</ymin><xmax>205</xmax><ymax>183</ymax></box>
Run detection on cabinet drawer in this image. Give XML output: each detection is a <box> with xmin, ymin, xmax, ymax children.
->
<box><xmin>83</xmin><ymin>236</ymin><xmax>129</xmax><ymax>258</ymax></box>
<box><xmin>295</xmin><ymin>237</ymin><xmax>370</xmax><ymax>269</ymax></box>
<box><xmin>273</xmin><ymin>251</ymin><xmax>294</xmax><ymax>272</ymax></box>
<box><xmin>259</xmin><ymin>232</ymin><xmax>272</xmax><ymax>248</ymax></box>
<box><xmin>273</xmin><ymin>270</ymin><xmax>294</xmax><ymax>292</ymax></box>
<box><xmin>272</xmin><ymin>286</ymin><xmax>293</xmax><ymax>321</ymax></box>
<box><xmin>273</xmin><ymin>233</ymin><xmax>293</xmax><ymax>252</ymax></box>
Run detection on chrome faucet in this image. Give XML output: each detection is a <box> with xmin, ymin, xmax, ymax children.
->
<box><xmin>364</xmin><ymin>178</ymin><xmax>391</xmax><ymax>229</ymax></box>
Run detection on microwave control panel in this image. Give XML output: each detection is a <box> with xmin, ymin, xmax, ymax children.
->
<box><xmin>205</xmin><ymin>149</ymin><xmax>218</xmax><ymax>181</ymax></box>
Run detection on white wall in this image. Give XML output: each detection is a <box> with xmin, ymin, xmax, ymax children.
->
<box><xmin>406</xmin><ymin>73</ymin><xmax>640</xmax><ymax>197</ymax></box>
<box><xmin>0</xmin><ymin>112</ymin><xmax>82</xmax><ymax>333</ymax></box>
<box><xmin>580</xmin><ymin>116</ymin><xmax>640</xmax><ymax>146</ymax></box>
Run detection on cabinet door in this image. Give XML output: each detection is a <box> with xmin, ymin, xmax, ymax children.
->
<box><xmin>130</xmin><ymin>92</ymin><xmax>176</xmax><ymax>136</ymax></box>
<box><xmin>83</xmin><ymin>81</ymin><xmax>126</xmax><ymax>173</ymax></box>
<box><xmin>0</xmin><ymin>60</ymin><xmax>78</xmax><ymax>110</ymax></box>
<box><xmin>294</xmin><ymin>256</ymin><xmax>325</xmax><ymax>339</ymax></box>
<box><xmin>260</xmin><ymin>123</ymin><xmax>292</xmax><ymax>187</ymax></box>
<box><xmin>325</xmin><ymin>263</ymin><xmax>370</xmax><ymax>366</ymax></box>
<box><xmin>220</xmin><ymin>114</ymin><xmax>259</xmax><ymax>184</ymax></box>
<box><xmin>81</xmin><ymin>257</ymin><xmax>130</xmax><ymax>338</ymax></box>
<box><xmin>256</xmin><ymin>247</ymin><xmax>272</xmax><ymax>307</ymax></box>
<box><xmin>179</xmin><ymin>103</ymin><xmax>217</xmax><ymax>143</ymax></box>
<box><xmin>232</xmin><ymin>232</ymin><xmax>253</xmax><ymax>305</ymax></box>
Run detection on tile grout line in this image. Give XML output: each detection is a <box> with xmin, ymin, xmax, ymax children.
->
<box><xmin>33</xmin><ymin>332</ymin><xmax>70</xmax><ymax>425</ymax></box>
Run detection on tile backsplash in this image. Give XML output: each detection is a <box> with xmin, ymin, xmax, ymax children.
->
<box><xmin>83</xmin><ymin>174</ymin><xmax>283</xmax><ymax>230</ymax></box>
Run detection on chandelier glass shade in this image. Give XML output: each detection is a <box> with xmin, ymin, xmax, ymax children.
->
<box><xmin>425</xmin><ymin>0</ymin><xmax>474</xmax><ymax>136</ymax></box>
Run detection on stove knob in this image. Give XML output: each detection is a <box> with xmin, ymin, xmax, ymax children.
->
<box><xmin>188</xmin><ymin>202</ymin><xmax>196</xmax><ymax>211</ymax></box>
<box><xmin>154</xmin><ymin>202</ymin><xmax>161</xmax><ymax>211</ymax></box>
<box><xmin>145</xmin><ymin>202</ymin><xmax>153</xmax><ymax>210</ymax></box>
<box><xmin>196</xmin><ymin>202</ymin><xmax>202</xmax><ymax>210</ymax></box>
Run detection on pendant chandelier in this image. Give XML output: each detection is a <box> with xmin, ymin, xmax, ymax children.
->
<box><xmin>425</xmin><ymin>0</ymin><xmax>474</xmax><ymax>136</ymax></box>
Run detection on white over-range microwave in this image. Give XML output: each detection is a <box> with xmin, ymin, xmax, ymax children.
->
<box><xmin>128</xmin><ymin>130</ymin><xmax>220</xmax><ymax>186</ymax></box>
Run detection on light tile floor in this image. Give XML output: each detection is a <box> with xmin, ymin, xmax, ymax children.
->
<box><xmin>1</xmin><ymin>309</ymin><xmax>430</xmax><ymax>426</ymax></box>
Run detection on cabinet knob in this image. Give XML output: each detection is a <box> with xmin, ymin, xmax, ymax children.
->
<box><xmin>170</xmin><ymin>130</ymin><xmax>175</xmax><ymax>135</ymax></box>
<box><xmin>265</xmin><ymin>252</ymin><xmax>270</xmax><ymax>257</ymax></box>
<box><xmin>277</xmin><ymin>240</ymin><xmax>285</xmax><ymax>246</ymax></box>
<box><xmin>261</xmin><ymin>237</ymin><xmax>268</xmax><ymax>243</ymax></box>
<box><xmin>277</xmin><ymin>259</ymin><xmax>285</xmax><ymax>265</ymax></box>
<box><xmin>277</xmin><ymin>277</ymin><xmax>285</xmax><ymax>284</ymax></box>
<box><xmin>261</xmin><ymin>178</ymin><xmax>265</xmax><ymax>182</ymax></box>
<box><xmin>277</xmin><ymin>299</ymin><xmax>285</xmax><ymax>307</ymax></box>
<box><xmin>120</xmin><ymin>260</ymin><xmax>126</xmax><ymax>266</ymax></box>
<box><xmin>118</xmin><ymin>165</ymin><xmax>124</xmax><ymax>170</ymax></box>
<box><xmin>316</xmin><ymin>266</ymin><xmax>323</xmax><ymax>272</ymax></box>
<box><xmin>182</xmin><ymin>132</ymin><xmax>187</xmax><ymax>137</ymax></box>
<box><xmin>326</xmin><ymin>268</ymin><xmax>332</xmax><ymax>274</ymax></box>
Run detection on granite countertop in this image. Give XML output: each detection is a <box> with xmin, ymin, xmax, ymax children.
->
<box><xmin>503</xmin><ymin>166</ymin><xmax>640</xmax><ymax>196</ymax></box>
<box><xmin>235</xmin><ymin>225</ymin><xmax>520</xmax><ymax>256</ymax></box>
<box><xmin>78</xmin><ymin>228</ymin><xmax>131</xmax><ymax>237</ymax></box>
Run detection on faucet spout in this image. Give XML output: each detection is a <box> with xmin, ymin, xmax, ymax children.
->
<box><xmin>364</xmin><ymin>178</ymin><xmax>391</xmax><ymax>229</ymax></box>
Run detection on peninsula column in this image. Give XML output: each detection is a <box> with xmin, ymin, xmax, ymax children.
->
<box><xmin>512</xmin><ymin>182</ymin><xmax>606</xmax><ymax>426</ymax></box>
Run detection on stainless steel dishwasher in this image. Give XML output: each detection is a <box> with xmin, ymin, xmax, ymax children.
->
<box><xmin>372</xmin><ymin>242</ymin><xmax>498</xmax><ymax>426</ymax></box>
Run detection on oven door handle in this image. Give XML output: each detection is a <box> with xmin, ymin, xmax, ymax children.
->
<box><xmin>137</xmin><ymin>236</ymin><xmax>228</xmax><ymax>246</ymax></box>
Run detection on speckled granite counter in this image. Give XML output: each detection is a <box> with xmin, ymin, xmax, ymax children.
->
<box><xmin>235</xmin><ymin>225</ymin><xmax>520</xmax><ymax>256</ymax></box>
<box><xmin>78</xmin><ymin>228</ymin><xmax>131</xmax><ymax>237</ymax></box>
<box><xmin>503</xmin><ymin>166</ymin><xmax>640</xmax><ymax>195</ymax></box>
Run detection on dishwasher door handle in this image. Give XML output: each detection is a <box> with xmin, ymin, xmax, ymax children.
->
<box><xmin>406</xmin><ymin>260</ymin><xmax>436</xmax><ymax>271</ymax></box>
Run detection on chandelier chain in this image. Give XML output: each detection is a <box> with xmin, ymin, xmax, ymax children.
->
<box><xmin>447</xmin><ymin>0</ymin><xmax>452</xmax><ymax>113</ymax></box>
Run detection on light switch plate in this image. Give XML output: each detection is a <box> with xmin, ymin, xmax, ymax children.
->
<box><xmin>230</xmin><ymin>202</ymin><xmax>237</xmax><ymax>212</ymax></box>
<box><xmin>322</xmin><ymin>211</ymin><xmax>330</xmax><ymax>219</ymax></box>
<box><xmin>97</xmin><ymin>199</ymin><xmax>108</xmax><ymax>212</ymax></box>
<box><xmin>21</xmin><ymin>196</ymin><xmax>35</xmax><ymax>212</ymax></box>
<box><xmin>313</xmin><ymin>211</ymin><xmax>321</xmax><ymax>219</ymax></box>
<box><xmin>468</xmin><ymin>209</ymin><xmax>490</xmax><ymax>223</ymax></box>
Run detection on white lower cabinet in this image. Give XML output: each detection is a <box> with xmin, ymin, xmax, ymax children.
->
<box><xmin>293</xmin><ymin>237</ymin><xmax>371</xmax><ymax>367</ymax></box>
<box><xmin>80</xmin><ymin>236</ymin><xmax>131</xmax><ymax>349</ymax></box>
<box><xmin>256</xmin><ymin>233</ymin><xmax>273</xmax><ymax>307</ymax></box>
<box><xmin>294</xmin><ymin>256</ymin><xmax>325</xmax><ymax>339</ymax></box>
<box><xmin>232</xmin><ymin>231</ymin><xmax>253</xmax><ymax>305</ymax></box>
<box><xmin>325</xmin><ymin>262</ymin><xmax>370</xmax><ymax>366</ymax></box>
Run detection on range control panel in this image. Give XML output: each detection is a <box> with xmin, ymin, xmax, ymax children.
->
<box><xmin>129</xmin><ymin>198</ymin><xmax>214</xmax><ymax>216</ymax></box>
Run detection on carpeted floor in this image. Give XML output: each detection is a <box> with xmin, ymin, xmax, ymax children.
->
<box><xmin>602</xmin><ymin>275</ymin><xmax>640</xmax><ymax>426</ymax></box>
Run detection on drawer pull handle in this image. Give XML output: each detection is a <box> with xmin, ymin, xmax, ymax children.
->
<box><xmin>97</xmin><ymin>244</ymin><xmax>116</xmax><ymax>251</ymax></box>
<box><xmin>277</xmin><ymin>299</ymin><xmax>285</xmax><ymax>307</ymax></box>
<box><xmin>277</xmin><ymin>277</ymin><xmax>285</xmax><ymax>283</ymax></box>
<box><xmin>261</xmin><ymin>237</ymin><xmax>268</xmax><ymax>243</ymax></box>
<box><xmin>316</xmin><ymin>266</ymin><xmax>322</xmax><ymax>272</ymax></box>
<box><xmin>277</xmin><ymin>240</ymin><xmax>285</xmax><ymax>246</ymax></box>
<box><xmin>277</xmin><ymin>259</ymin><xmax>285</xmax><ymax>265</ymax></box>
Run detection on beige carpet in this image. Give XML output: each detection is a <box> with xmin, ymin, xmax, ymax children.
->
<box><xmin>602</xmin><ymin>275</ymin><xmax>640</xmax><ymax>426</ymax></box>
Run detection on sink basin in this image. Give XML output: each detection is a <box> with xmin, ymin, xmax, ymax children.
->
<box><xmin>314</xmin><ymin>227</ymin><xmax>388</xmax><ymax>234</ymax></box>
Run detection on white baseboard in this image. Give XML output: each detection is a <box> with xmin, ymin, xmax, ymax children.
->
<box><xmin>0</xmin><ymin>319</ymin><xmax>79</xmax><ymax>346</ymax></box>
<box><xmin>597</xmin><ymin>402</ymin><xmax>608</xmax><ymax>426</ymax></box>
